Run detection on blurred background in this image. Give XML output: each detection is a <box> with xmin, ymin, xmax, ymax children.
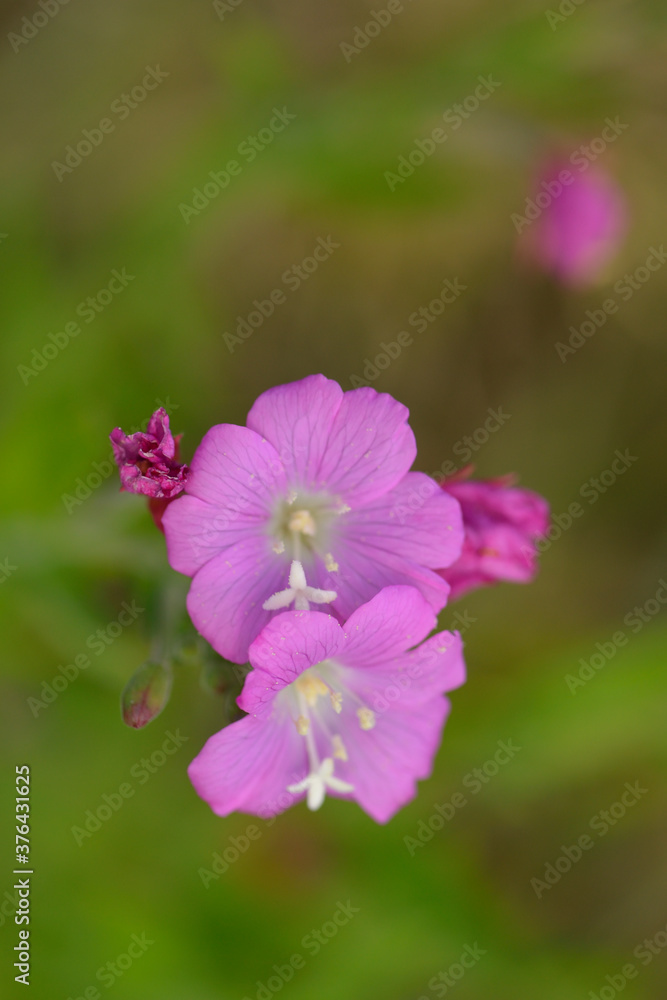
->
<box><xmin>1</xmin><ymin>0</ymin><xmax>666</xmax><ymax>997</ymax></box>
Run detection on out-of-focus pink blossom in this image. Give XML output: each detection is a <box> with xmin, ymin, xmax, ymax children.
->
<box><xmin>519</xmin><ymin>158</ymin><xmax>627</xmax><ymax>287</ymax></box>
<box><xmin>438</xmin><ymin>471</ymin><xmax>549</xmax><ymax>600</ymax></box>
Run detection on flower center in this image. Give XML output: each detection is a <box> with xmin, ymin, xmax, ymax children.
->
<box><xmin>263</xmin><ymin>492</ymin><xmax>349</xmax><ymax>613</ymax></box>
<box><xmin>269</xmin><ymin>490</ymin><xmax>347</xmax><ymax>564</ymax></box>
<box><xmin>282</xmin><ymin>662</ymin><xmax>376</xmax><ymax>811</ymax></box>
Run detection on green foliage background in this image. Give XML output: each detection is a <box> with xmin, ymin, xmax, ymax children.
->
<box><xmin>1</xmin><ymin>1</ymin><xmax>666</xmax><ymax>997</ymax></box>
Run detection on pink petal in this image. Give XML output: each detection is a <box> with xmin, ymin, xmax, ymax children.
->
<box><xmin>182</xmin><ymin>423</ymin><xmax>286</xmax><ymax>508</ymax></box>
<box><xmin>188</xmin><ymin>715</ymin><xmax>304</xmax><ymax>819</ymax></box>
<box><xmin>344</xmin><ymin>471</ymin><xmax>463</xmax><ymax>569</ymax></box>
<box><xmin>341</xmin><ymin>585</ymin><xmax>437</xmax><ymax>668</ymax></box>
<box><xmin>240</xmin><ymin>610</ymin><xmax>346</xmax><ymax>718</ymax></box>
<box><xmin>344</xmin><ymin>630</ymin><xmax>466</xmax><ymax>709</ymax></box>
<box><xmin>163</xmin><ymin>423</ymin><xmax>286</xmax><ymax>576</ymax></box>
<box><xmin>247</xmin><ymin>375</ymin><xmax>417</xmax><ymax>505</ymax></box>
<box><xmin>313</xmin><ymin>386</ymin><xmax>416</xmax><ymax>505</ymax></box>
<box><xmin>333</xmin><ymin>697</ymin><xmax>451</xmax><ymax>823</ymax></box>
<box><xmin>185</xmin><ymin>535</ymin><xmax>287</xmax><ymax>664</ymax></box>
<box><xmin>246</xmin><ymin>374</ymin><xmax>344</xmax><ymax>491</ymax></box>
<box><xmin>313</xmin><ymin>538</ymin><xmax>452</xmax><ymax>620</ymax></box>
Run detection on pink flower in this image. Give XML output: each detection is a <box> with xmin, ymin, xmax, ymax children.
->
<box><xmin>110</xmin><ymin>408</ymin><xmax>189</xmax><ymax>500</ymax></box>
<box><xmin>521</xmin><ymin>158</ymin><xmax>627</xmax><ymax>287</ymax></box>
<box><xmin>163</xmin><ymin>375</ymin><xmax>463</xmax><ymax>663</ymax></box>
<box><xmin>438</xmin><ymin>473</ymin><xmax>549</xmax><ymax>600</ymax></box>
<box><xmin>188</xmin><ymin>586</ymin><xmax>465</xmax><ymax>823</ymax></box>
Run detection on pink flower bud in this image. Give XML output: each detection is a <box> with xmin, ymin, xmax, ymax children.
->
<box><xmin>110</xmin><ymin>408</ymin><xmax>189</xmax><ymax>501</ymax></box>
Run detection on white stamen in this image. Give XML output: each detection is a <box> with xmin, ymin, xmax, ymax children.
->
<box><xmin>272</xmin><ymin>540</ymin><xmax>286</xmax><ymax>554</ymax></box>
<box><xmin>324</xmin><ymin>552</ymin><xmax>339</xmax><ymax>572</ymax></box>
<box><xmin>262</xmin><ymin>559</ymin><xmax>337</xmax><ymax>612</ymax></box>
<box><xmin>357</xmin><ymin>707</ymin><xmax>376</xmax><ymax>730</ymax></box>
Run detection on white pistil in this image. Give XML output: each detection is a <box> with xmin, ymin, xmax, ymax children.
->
<box><xmin>287</xmin><ymin>758</ymin><xmax>354</xmax><ymax>811</ymax></box>
<box><xmin>357</xmin><ymin>707</ymin><xmax>376</xmax><ymax>731</ymax></box>
<box><xmin>262</xmin><ymin>559</ymin><xmax>337</xmax><ymax>612</ymax></box>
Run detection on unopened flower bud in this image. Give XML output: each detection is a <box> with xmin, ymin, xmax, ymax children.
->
<box><xmin>121</xmin><ymin>661</ymin><xmax>173</xmax><ymax>729</ymax></box>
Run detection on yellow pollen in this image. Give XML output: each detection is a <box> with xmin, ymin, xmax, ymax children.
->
<box><xmin>357</xmin><ymin>707</ymin><xmax>376</xmax><ymax>731</ymax></box>
<box><xmin>324</xmin><ymin>552</ymin><xmax>339</xmax><ymax>572</ymax></box>
<box><xmin>288</xmin><ymin>509</ymin><xmax>317</xmax><ymax>537</ymax></box>
<box><xmin>295</xmin><ymin>715</ymin><xmax>309</xmax><ymax>736</ymax></box>
<box><xmin>295</xmin><ymin>671</ymin><xmax>330</xmax><ymax>706</ymax></box>
<box><xmin>332</xmin><ymin>735</ymin><xmax>348</xmax><ymax>760</ymax></box>
<box><xmin>272</xmin><ymin>540</ymin><xmax>286</xmax><ymax>554</ymax></box>
<box><xmin>330</xmin><ymin>691</ymin><xmax>343</xmax><ymax>714</ymax></box>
